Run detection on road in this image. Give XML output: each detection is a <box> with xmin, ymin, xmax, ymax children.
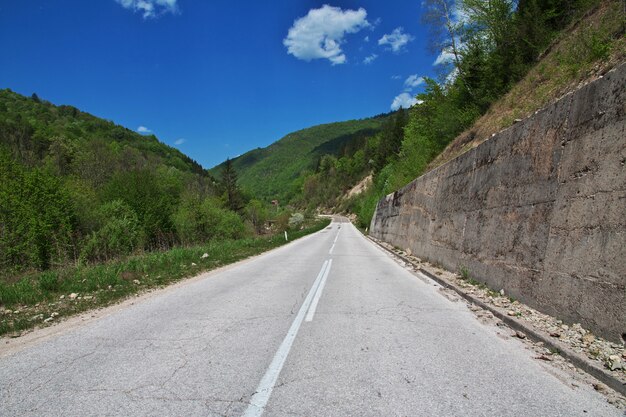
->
<box><xmin>0</xmin><ymin>218</ymin><xmax>621</xmax><ymax>416</ymax></box>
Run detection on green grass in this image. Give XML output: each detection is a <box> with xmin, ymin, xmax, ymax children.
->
<box><xmin>0</xmin><ymin>218</ymin><xmax>330</xmax><ymax>336</ymax></box>
<box><xmin>459</xmin><ymin>266</ymin><xmax>471</xmax><ymax>280</ymax></box>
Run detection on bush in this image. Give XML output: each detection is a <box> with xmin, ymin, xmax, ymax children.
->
<box><xmin>0</xmin><ymin>149</ymin><xmax>75</xmax><ymax>271</ymax></box>
<box><xmin>245</xmin><ymin>199</ymin><xmax>268</xmax><ymax>234</ymax></box>
<box><xmin>80</xmin><ymin>200</ymin><xmax>142</xmax><ymax>262</ymax></box>
<box><xmin>214</xmin><ymin>209</ymin><xmax>246</xmax><ymax>240</ymax></box>
<box><xmin>288</xmin><ymin>213</ymin><xmax>304</xmax><ymax>229</ymax></box>
<box><xmin>274</xmin><ymin>212</ymin><xmax>291</xmax><ymax>232</ymax></box>
<box><xmin>173</xmin><ymin>196</ymin><xmax>247</xmax><ymax>244</ymax></box>
<box><xmin>38</xmin><ymin>271</ymin><xmax>60</xmax><ymax>292</ymax></box>
<box><xmin>102</xmin><ymin>169</ymin><xmax>179</xmax><ymax>250</ymax></box>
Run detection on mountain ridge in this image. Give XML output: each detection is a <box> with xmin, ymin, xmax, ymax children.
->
<box><xmin>209</xmin><ymin>115</ymin><xmax>390</xmax><ymax>203</ymax></box>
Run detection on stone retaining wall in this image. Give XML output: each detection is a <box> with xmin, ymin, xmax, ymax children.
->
<box><xmin>370</xmin><ymin>64</ymin><xmax>626</xmax><ymax>343</ymax></box>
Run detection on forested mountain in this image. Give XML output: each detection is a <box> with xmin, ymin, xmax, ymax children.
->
<box><xmin>0</xmin><ymin>89</ymin><xmax>206</xmax><ymax>177</ymax></box>
<box><xmin>209</xmin><ymin>115</ymin><xmax>390</xmax><ymax>203</ymax></box>
<box><xmin>0</xmin><ymin>90</ymin><xmax>247</xmax><ymax>274</ymax></box>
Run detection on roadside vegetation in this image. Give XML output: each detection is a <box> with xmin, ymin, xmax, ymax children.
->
<box><xmin>0</xmin><ymin>217</ymin><xmax>329</xmax><ymax>336</ymax></box>
<box><xmin>0</xmin><ymin>89</ymin><xmax>320</xmax><ymax>275</ymax></box>
<box><xmin>0</xmin><ymin>90</ymin><xmax>333</xmax><ymax>334</ymax></box>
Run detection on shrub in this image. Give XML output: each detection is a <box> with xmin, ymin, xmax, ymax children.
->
<box><xmin>38</xmin><ymin>271</ymin><xmax>60</xmax><ymax>292</ymax></box>
<box><xmin>245</xmin><ymin>199</ymin><xmax>268</xmax><ymax>234</ymax></box>
<box><xmin>80</xmin><ymin>200</ymin><xmax>142</xmax><ymax>262</ymax></box>
<box><xmin>288</xmin><ymin>213</ymin><xmax>304</xmax><ymax>229</ymax></box>
<box><xmin>173</xmin><ymin>196</ymin><xmax>247</xmax><ymax>244</ymax></box>
<box><xmin>0</xmin><ymin>150</ymin><xmax>75</xmax><ymax>271</ymax></box>
<box><xmin>214</xmin><ymin>209</ymin><xmax>246</xmax><ymax>240</ymax></box>
<box><xmin>274</xmin><ymin>212</ymin><xmax>291</xmax><ymax>232</ymax></box>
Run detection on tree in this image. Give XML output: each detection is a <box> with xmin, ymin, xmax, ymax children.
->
<box><xmin>421</xmin><ymin>0</ymin><xmax>470</xmax><ymax>88</ymax></box>
<box><xmin>102</xmin><ymin>169</ymin><xmax>178</xmax><ymax>250</ymax></box>
<box><xmin>221</xmin><ymin>158</ymin><xmax>244</xmax><ymax>212</ymax></box>
<box><xmin>0</xmin><ymin>149</ymin><xmax>75</xmax><ymax>270</ymax></box>
<box><xmin>460</xmin><ymin>0</ymin><xmax>521</xmax><ymax>103</ymax></box>
<box><xmin>461</xmin><ymin>0</ymin><xmax>515</xmax><ymax>51</ymax></box>
<box><xmin>80</xmin><ymin>200</ymin><xmax>142</xmax><ymax>262</ymax></box>
<box><xmin>173</xmin><ymin>195</ymin><xmax>246</xmax><ymax>244</ymax></box>
<box><xmin>245</xmin><ymin>199</ymin><xmax>268</xmax><ymax>234</ymax></box>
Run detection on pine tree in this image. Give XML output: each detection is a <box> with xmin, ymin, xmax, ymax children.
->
<box><xmin>222</xmin><ymin>158</ymin><xmax>243</xmax><ymax>212</ymax></box>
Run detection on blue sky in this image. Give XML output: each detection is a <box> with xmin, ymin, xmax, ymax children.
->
<box><xmin>0</xmin><ymin>1</ymin><xmax>446</xmax><ymax>168</ymax></box>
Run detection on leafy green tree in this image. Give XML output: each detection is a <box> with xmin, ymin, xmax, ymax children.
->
<box><xmin>462</xmin><ymin>0</ymin><xmax>515</xmax><ymax>50</ymax></box>
<box><xmin>0</xmin><ymin>148</ymin><xmax>74</xmax><ymax>270</ymax></box>
<box><xmin>245</xmin><ymin>199</ymin><xmax>268</xmax><ymax>234</ymax></box>
<box><xmin>375</xmin><ymin>109</ymin><xmax>408</xmax><ymax>169</ymax></box>
<box><xmin>214</xmin><ymin>207</ymin><xmax>247</xmax><ymax>240</ymax></box>
<box><xmin>102</xmin><ymin>169</ymin><xmax>178</xmax><ymax>249</ymax></box>
<box><xmin>421</xmin><ymin>0</ymin><xmax>471</xmax><ymax>90</ymax></box>
<box><xmin>72</xmin><ymin>139</ymin><xmax>117</xmax><ymax>188</ymax></box>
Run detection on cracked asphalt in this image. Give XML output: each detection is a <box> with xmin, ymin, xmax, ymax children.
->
<box><xmin>0</xmin><ymin>218</ymin><xmax>621</xmax><ymax>416</ymax></box>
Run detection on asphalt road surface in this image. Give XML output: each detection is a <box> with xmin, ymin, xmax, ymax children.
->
<box><xmin>0</xmin><ymin>218</ymin><xmax>621</xmax><ymax>416</ymax></box>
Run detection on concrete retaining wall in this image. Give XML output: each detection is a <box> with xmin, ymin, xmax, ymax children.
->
<box><xmin>370</xmin><ymin>64</ymin><xmax>626</xmax><ymax>343</ymax></box>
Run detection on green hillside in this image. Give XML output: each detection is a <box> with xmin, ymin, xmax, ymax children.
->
<box><xmin>0</xmin><ymin>90</ymin><xmax>249</xmax><ymax>274</ymax></box>
<box><xmin>0</xmin><ymin>89</ymin><xmax>205</xmax><ymax>177</ymax></box>
<box><xmin>210</xmin><ymin>116</ymin><xmax>388</xmax><ymax>203</ymax></box>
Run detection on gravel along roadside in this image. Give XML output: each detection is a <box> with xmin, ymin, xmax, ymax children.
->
<box><xmin>368</xmin><ymin>235</ymin><xmax>626</xmax><ymax>409</ymax></box>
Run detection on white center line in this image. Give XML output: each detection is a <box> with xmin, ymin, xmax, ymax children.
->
<box><xmin>329</xmin><ymin>229</ymin><xmax>340</xmax><ymax>254</ymax></box>
<box><xmin>305</xmin><ymin>259</ymin><xmax>333</xmax><ymax>322</ymax></box>
<box><xmin>242</xmin><ymin>260</ymin><xmax>329</xmax><ymax>417</ymax></box>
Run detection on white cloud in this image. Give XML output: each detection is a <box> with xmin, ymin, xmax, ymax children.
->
<box><xmin>378</xmin><ymin>27</ymin><xmax>414</xmax><ymax>53</ymax></box>
<box><xmin>137</xmin><ymin>126</ymin><xmax>152</xmax><ymax>134</ymax></box>
<box><xmin>391</xmin><ymin>75</ymin><xmax>402</xmax><ymax>80</ymax></box>
<box><xmin>115</xmin><ymin>0</ymin><xmax>178</xmax><ymax>19</ymax></box>
<box><xmin>364</xmin><ymin>36</ymin><xmax>370</xmax><ymax>42</ymax></box>
<box><xmin>404</xmin><ymin>74</ymin><xmax>424</xmax><ymax>90</ymax></box>
<box><xmin>283</xmin><ymin>5</ymin><xmax>370</xmax><ymax>65</ymax></box>
<box><xmin>174</xmin><ymin>138</ymin><xmax>186</xmax><ymax>145</ymax></box>
<box><xmin>433</xmin><ymin>42</ymin><xmax>464</xmax><ymax>85</ymax></box>
<box><xmin>434</xmin><ymin>48</ymin><xmax>456</xmax><ymax>65</ymax></box>
<box><xmin>446</xmin><ymin>68</ymin><xmax>460</xmax><ymax>84</ymax></box>
<box><xmin>390</xmin><ymin>93</ymin><xmax>421</xmax><ymax>111</ymax></box>
<box><xmin>363</xmin><ymin>54</ymin><xmax>378</xmax><ymax>64</ymax></box>
<box><xmin>452</xmin><ymin>6</ymin><xmax>470</xmax><ymax>26</ymax></box>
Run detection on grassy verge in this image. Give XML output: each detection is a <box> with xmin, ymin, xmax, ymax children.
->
<box><xmin>0</xmin><ymin>218</ymin><xmax>331</xmax><ymax>337</ymax></box>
